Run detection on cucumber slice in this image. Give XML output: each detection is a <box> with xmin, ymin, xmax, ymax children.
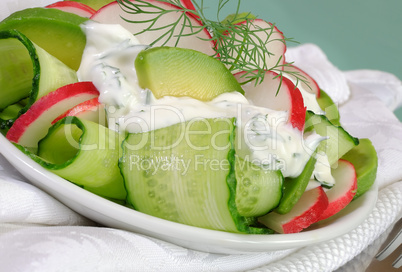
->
<box><xmin>275</xmin><ymin>155</ymin><xmax>316</xmax><ymax>214</ymax></box>
<box><xmin>235</xmin><ymin>156</ymin><xmax>283</xmax><ymax>217</ymax></box>
<box><xmin>317</xmin><ymin>89</ymin><xmax>340</xmax><ymax>126</ymax></box>
<box><xmin>342</xmin><ymin>138</ymin><xmax>378</xmax><ymax>199</ymax></box>
<box><xmin>0</xmin><ymin>8</ymin><xmax>88</xmax><ymax>70</ymax></box>
<box><xmin>120</xmin><ymin>118</ymin><xmax>270</xmax><ymax>234</ymax></box>
<box><xmin>0</xmin><ymin>103</ymin><xmax>24</xmax><ymax>133</ymax></box>
<box><xmin>34</xmin><ymin>43</ymin><xmax>78</xmax><ymax>102</ymax></box>
<box><xmin>304</xmin><ymin>110</ymin><xmax>359</xmax><ymax>166</ymax></box>
<box><xmin>0</xmin><ymin>30</ymin><xmax>78</xmax><ymax>127</ymax></box>
<box><xmin>18</xmin><ymin>116</ymin><xmax>126</xmax><ymax>200</ymax></box>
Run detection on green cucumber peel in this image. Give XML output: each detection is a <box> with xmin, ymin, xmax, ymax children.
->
<box><xmin>304</xmin><ymin>110</ymin><xmax>359</xmax><ymax>166</ymax></box>
<box><xmin>0</xmin><ymin>103</ymin><xmax>24</xmax><ymax>134</ymax></box>
<box><xmin>19</xmin><ymin>116</ymin><xmax>126</xmax><ymax>200</ymax></box>
<box><xmin>0</xmin><ymin>29</ymin><xmax>78</xmax><ymax>131</ymax></box>
<box><xmin>226</xmin><ymin>128</ymin><xmax>273</xmax><ymax>234</ymax></box>
<box><xmin>275</xmin><ymin>154</ymin><xmax>317</xmax><ymax>214</ymax></box>
<box><xmin>120</xmin><ymin>118</ymin><xmax>272</xmax><ymax>234</ymax></box>
<box><xmin>235</xmin><ymin>156</ymin><xmax>283</xmax><ymax>217</ymax></box>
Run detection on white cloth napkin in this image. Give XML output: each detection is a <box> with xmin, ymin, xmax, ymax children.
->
<box><xmin>1</xmin><ymin>1</ymin><xmax>402</xmax><ymax>271</ymax></box>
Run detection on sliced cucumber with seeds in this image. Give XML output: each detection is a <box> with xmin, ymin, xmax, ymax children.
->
<box><xmin>120</xmin><ymin>118</ymin><xmax>271</xmax><ymax>234</ymax></box>
<box><xmin>235</xmin><ymin>156</ymin><xmax>283</xmax><ymax>217</ymax></box>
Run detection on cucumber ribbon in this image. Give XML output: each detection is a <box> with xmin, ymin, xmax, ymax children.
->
<box><xmin>16</xmin><ymin>116</ymin><xmax>127</xmax><ymax>201</ymax></box>
<box><xmin>0</xmin><ymin>30</ymin><xmax>77</xmax><ymax>133</ymax></box>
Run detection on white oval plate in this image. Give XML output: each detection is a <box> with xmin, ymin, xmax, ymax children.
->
<box><xmin>0</xmin><ymin>134</ymin><xmax>377</xmax><ymax>254</ymax></box>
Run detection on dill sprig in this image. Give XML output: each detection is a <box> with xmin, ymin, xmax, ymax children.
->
<box><xmin>117</xmin><ymin>0</ymin><xmax>310</xmax><ymax>89</ymax></box>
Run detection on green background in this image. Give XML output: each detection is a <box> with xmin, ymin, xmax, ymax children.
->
<box><xmin>201</xmin><ymin>0</ymin><xmax>402</xmax><ymax>121</ymax></box>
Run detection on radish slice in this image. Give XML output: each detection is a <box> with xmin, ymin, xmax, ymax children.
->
<box><xmin>46</xmin><ymin>1</ymin><xmax>96</xmax><ymax>18</ymax></box>
<box><xmin>283</xmin><ymin>63</ymin><xmax>320</xmax><ymax>97</ymax></box>
<box><xmin>6</xmin><ymin>82</ymin><xmax>99</xmax><ymax>151</ymax></box>
<box><xmin>318</xmin><ymin>159</ymin><xmax>357</xmax><ymax>221</ymax></box>
<box><xmin>227</xmin><ymin>19</ymin><xmax>286</xmax><ymax>71</ymax></box>
<box><xmin>52</xmin><ymin>97</ymin><xmax>106</xmax><ymax>125</ymax></box>
<box><xmin>180</xmin><ymin>0</ymin><xmax>197</xmax><ymax>11</ymax></box>
<box><xmin>235</xmin><ymin>70</ymin><xmax>306</xmax><ymax>131</ymax></box>
<box><xmin>258</xmin><ymin>186</ymin><xmax>329</xmax><ymax>234</ymax></box>
<box><xmin>90</xmin><ymin>0</ymin><xmax>216</xmax><ymax>56</ymax></box>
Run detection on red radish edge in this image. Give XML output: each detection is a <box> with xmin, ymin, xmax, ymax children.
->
<box><xmin>234</xmin><ymin>70</ymin><xmax>306</xmax><ymax>131</ymax></box>
<box><xmin>286</xmin><ymin>63</ymin><xmax>320</xmax><ymax>98</ymax></box>
<box><xmin>52</xmin><ymin>97</ymin><xmax>100</xmax><ymax>124</ymax></box>
<box><xmin>46</xmin><ymin>1</ymin><xmax>96</xmax><ymax>16</ymax></box>
<box><xmin>282</xmin><ymin>76</ymin><xmax>306</xmax><ymax>131</ymax></box>
<box><xmin>6</xmin><ymin>82</ymin><xmax>99</xmax><ymax>143</ymax></box>
<box><xmin>258</xmin><ymin>186</ymin><xmax>329</xmax><ymax>234</ymax></box>
<box><xmin>179</xmin><ymin>0</ymin><xmax>199</xmax><ymax>20</ymax></box>
<box><xmin>180</xmin><ymin>0</ymin><xmax>197</xmax><ymax>11</ymax></box>
<box><xmin>90</xmin><ymin>0</ymin><xmax>215</xmax><ymax>56</ymax></box>
<box><xmin>281</xmin><ymin>186</ymin><xmax>329</xmax><ymax>233</ymax></box>
<box><xmin>234</xmin><ymin>19</ymin><xmax>287</xmax><ymax>68</ymax></box>
<box><xmin>318</xmin><ymin>159</ymin><xmax>357</xmax><ymax>221</ymax></box>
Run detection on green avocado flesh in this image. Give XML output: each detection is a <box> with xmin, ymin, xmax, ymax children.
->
<box><xmin>120</xmin><ymin>118</ymin><xmax>272</xmax><ymax>234</ymax></box>
<box><xmin>0</xmin><ymin>36</ymin><xmax>33</xmax><ymax>110</ymax></box>
<box><xmin>135</xmin><ymin>47</ymin><xmax>244</xmax><ymax>101</ymax></box>
<box><xmin>69</xmin><ymin>0</ymin><xmax>114</xmax><ymax>10</ymax></box>
<box><xmin>0</xmin><ymin>8</ymin><xmax>87</xmax><ymax>70</ymax></box>
<box><xmin>342</xmin><ymin>138</ymin><xmax>378</xmax><ymax>199</ymax></box>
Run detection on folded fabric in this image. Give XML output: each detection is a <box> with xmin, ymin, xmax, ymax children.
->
<box><xmin>344</xmin><ymin>70</ymin><xmax>402</xmax><ymax>111</ymax></box>
<box><xmin>285</xmin><ymin>43</ymin><xmax>351</xmax><ymax>104</ymax></box>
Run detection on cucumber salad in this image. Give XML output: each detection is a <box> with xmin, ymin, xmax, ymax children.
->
<box><xmin>0</xmin><ymin>0</ymin><xmax>378</xmax><ymax>234</ymax></box>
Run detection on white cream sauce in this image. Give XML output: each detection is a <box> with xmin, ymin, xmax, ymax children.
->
<box><xmin>77</xmin><ymin>21</ymin><xmax>333</xmax><ymax>179</ymax></box>
<box><xmin>313</xmin><ymin>150</ymin><xmax>336</xmax><ymax>186</ymax></box>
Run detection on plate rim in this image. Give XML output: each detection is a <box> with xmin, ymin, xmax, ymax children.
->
<box><xmin>0</xmin><ymin>133</ymin><xmax>378</xmax><ymax>254</ymax></box>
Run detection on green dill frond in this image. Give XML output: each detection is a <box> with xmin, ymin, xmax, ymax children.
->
<box><xmin>116</xmin><ymin>0</ymin><xmax>309</xmax><ymax>88</ymax></box>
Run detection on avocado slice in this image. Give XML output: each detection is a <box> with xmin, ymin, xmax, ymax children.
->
<box><xmin>135</xmin><ymin>46</ymin><xmax>244</xmax><ymax>101</ymax></box>
<box><xmin>69</xmin><ymin>0</ymin><xmax>115</xmax><ymax>10</ymax></box>
<box><xmin>342</xmin><ymin>138</ymin><xmax>378</xmax><ymax>199</ymax></box>
<box><xmin>0</xmin><ymin>8</ymin><xmax>88</xmax><ymax>70</ymax></box>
